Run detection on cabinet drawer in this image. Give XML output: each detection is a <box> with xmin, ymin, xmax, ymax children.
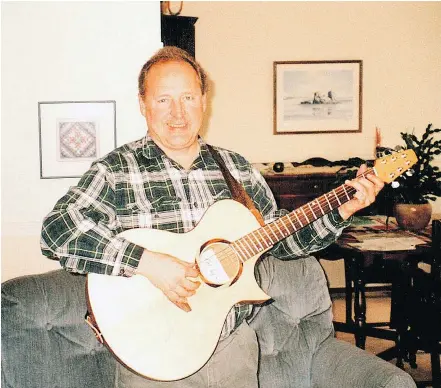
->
<box><xmin>278</xmin><ymin>194</ymin><xmax>313</xmax><ymax>211</ymax></box>
<box><xmin>267</xmin><ymin>178</ymin><xmax>327</xmax><ymax>196</ymax></box>
<box><xmin>263</xmin><ymin>173</ymin><xmax>339</xmax><ymax>211</ymax></box>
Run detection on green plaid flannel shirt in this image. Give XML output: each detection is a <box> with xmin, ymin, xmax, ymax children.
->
<box><xmin>41</xmin><ymin>135</ymin><xmax>350</xmax><ymax>339</ymax></box>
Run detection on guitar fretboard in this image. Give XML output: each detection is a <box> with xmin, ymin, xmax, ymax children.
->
<box><xmin>230</xmin><ymin>174</ymin><xmax>365</xmax><ymax>262</ymax></box>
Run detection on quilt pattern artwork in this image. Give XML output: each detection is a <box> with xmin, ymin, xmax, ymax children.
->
<box><xmin>57</xmin><ymin>120</ymin><xmax>98</xmax><ymax>160</ymax></box>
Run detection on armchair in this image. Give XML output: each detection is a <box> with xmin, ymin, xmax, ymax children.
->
<box><xmin>2</xmin><ymin>256</ymin><xmax>416</xmax><ymax>388</ymax></box>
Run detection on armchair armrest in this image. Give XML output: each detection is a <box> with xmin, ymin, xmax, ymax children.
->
<box><xmin>311</xmin><ymin>337</ymin><xmax>416</xmax><ymax>388</ymax></box>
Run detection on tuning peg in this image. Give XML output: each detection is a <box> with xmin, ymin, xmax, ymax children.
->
<box><xmin>391</xmin><ymin>181</ymin><xmax>400</xmax><ymax>188</ymax></box>
<box><xmin>376</xmin><ymin>146</ymin><xmax>394</xmax><ymax>158</ymax></box>
<box><xmin>395</xmin><ymin>145</ymin><xmax>404</xmax><ymax>151</ymax></box>
<box><xmin>406</xmin><ymin>169</ymin><xmax>414</xmax><ymax>176</ymax></box>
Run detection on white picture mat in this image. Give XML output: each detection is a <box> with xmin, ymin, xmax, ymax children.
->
<box><xmin>39</xmin><ymin>101</ymin><xmax>116</xmax><ymax>178</ymax></box>
<box><xmin>275</xmin><ymin>61</ymin><xmax>361</xmax><ymax>134</ymax></box>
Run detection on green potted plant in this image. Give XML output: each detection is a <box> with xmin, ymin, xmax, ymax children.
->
<box><xmin>386</xmin><ymin>123</ymin><xmax>441</xmax><ymax>231</ymax></box>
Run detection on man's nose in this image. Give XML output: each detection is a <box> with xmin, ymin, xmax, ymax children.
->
<box><xmin>170</xmin><ymin>99</ymin><xmax>184</xmax><ymax>118</ymax></box>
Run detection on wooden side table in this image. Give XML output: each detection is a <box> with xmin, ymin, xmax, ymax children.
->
<box><xmin>324</xmin><ymin>216</ymin><xmax>433</xmax><ymax>367</ymax></box>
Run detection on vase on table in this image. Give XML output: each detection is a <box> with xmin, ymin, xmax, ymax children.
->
<box><xmin>393</xmin><ymin>202</ymin><xmax>432</xmax><ymax>232</ymax></box>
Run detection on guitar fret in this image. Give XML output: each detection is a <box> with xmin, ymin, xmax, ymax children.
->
<box><xmin>236</xmin><ymin>239</ymin><xmax>251</xmax><ymax>258</ymax></box>
<box><xmin>231</xmin><ymin>243</ymin><xmax>245</xmax><ymax>262</ymax></box>
<box><xmin>256</xmin><ymin>229</ymin><xmax>271</xmax><ymax>248</ymax></box>
<box><xmin>300</xmin><ymin>207</ymin><xmax>310</xmax><ymax>223</ymax></box>
<box><xmin>333</xmin><ymin>189</ymin><xmax>342</xmax><ymax>206</ymax></box>
<box><xmin>242</xmin><ymin>236</ymin><xmax>254</xmax><ymax>255</ymax></box>
<box><xmin>324</xmin><ymin>193</ymin><xmax>332</xmax><ymax>211</ymax></box>
<box><xmin>248</xmin><ymin>233</ymin><xmax>263</xmax><ymax>253</ymax></box>
<box><xmin>267</xmin><ymin>224</ymin><xmax>279</xmax><ymax>240</ymax></box>
<box><xmin>280</xmin><ymin>217</ymin><xmax>291</xmax><ymax>235</ymax></box>
<box><xmin>342</xmin><ymin>185</ymin><xmax>351</xmax><ymax>201</ymax></box>
<box><xmin>239</xmin><ymin>238</ymin><xmax>253</xmax><ymax>257</ymax></box>
<box><xmin>250</xmin><ymin>232</ymin><xmax>265</xmax><ymax>251</ymax></box>
<box><xmin>307</xmin><ymin>203</ymin><xmax>317</xmax><ymax>220</ymax></box>
<box><xmin>286</xmin><ymin>214</ymin><xmax>298</xmax><ymax>231</ymax></box>
<box><xmin>294</xmin><ymin>211</ymin><xmax>304</xmax><ymax>227</ymax></box>
<box><xmin>262</xmin><ymin>226</ymin><xmax>276</xmax><ymax>245</ymax></box>
<box><xmin>273</xmin><ymin>221</ymin><xmax>287</xmax><ymax>238</ymax></box>
<box><xmin>315</xmin><ymin>200</ymin><xmax>325</xmax><ymax>216</ymax></box>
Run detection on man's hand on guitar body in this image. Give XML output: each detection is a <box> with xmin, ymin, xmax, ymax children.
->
<box><xmin>338</xmin><ymin>164</ymin><xmax>385</xmax><ymax>220</ymax></box>
<box><xmin>137</xmin><ymin>250</ymin><xmax>201</xmax><ymax>312</ymax></box>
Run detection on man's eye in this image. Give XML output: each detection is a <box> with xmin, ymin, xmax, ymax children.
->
<box><xmin>183</xmin><ymin>95</ymin><xmax>194</xmax><ymax>101</ymax></box>
<box><xmin>158</xmin><ymin>98</ymin><xmax>168</xmax><ymax>103</ymax></box>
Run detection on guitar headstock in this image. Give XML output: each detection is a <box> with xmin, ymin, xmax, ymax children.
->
<box><xmin>374</xmin><ymin>149</ymin><xmax>418</xmax><ymax>183</ymax></box>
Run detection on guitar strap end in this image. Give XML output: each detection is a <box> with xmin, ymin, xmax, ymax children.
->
<box><xmin>85</xmin><ymin>311</ymin><xmax>104</xmax><ymax>344</ymax></box>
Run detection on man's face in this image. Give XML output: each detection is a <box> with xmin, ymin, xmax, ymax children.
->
<box><xmin>139</xmin><ymin>60</ymin><xmax>207</xmax><ymax>154</ymax></box>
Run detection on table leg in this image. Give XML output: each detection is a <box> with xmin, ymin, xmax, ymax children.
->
<box><xmin>352</xmin><ymin>256</ymin><xmax>367</xmax><ymax>349</ymax></box>
<box><xmin>344</xmin><ymin>257</ymin><xmax>353</xmax><ymax>325</ymax></box>
<box><xmin>391</xmin><ymin>262</ymin><xmax>409</xmax><ymax>369</ymax></box>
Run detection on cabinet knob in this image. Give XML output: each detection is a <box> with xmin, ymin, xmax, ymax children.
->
<box><xmin>314</xmin><ymin>184</ymin><xmax>318</xmax><ymax>189</ymax></box>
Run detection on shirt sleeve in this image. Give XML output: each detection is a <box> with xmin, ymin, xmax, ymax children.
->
<box><xmin>40</xmin><ymin>162</ymin><xmax>144</xmax><ymax>276</ymax></box>
<box><xmin>248</xmin><ymin>165</ymin><xmax>352</xmax><ymax>260</ymax></box>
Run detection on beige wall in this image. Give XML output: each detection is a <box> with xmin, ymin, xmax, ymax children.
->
<box><xmin>182</xmin><ymin>2</ymin><xmax>441</xmax><ymax>163</ymax></box>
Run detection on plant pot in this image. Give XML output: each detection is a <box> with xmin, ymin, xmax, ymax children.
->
<box><xmin>393</xmin><ymin>203</ymin><xmax>432</xmax><ymax>232</ymax></box>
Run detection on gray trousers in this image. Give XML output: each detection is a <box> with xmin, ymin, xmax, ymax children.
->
<box><xmin>115</xmin><ymin>320</ymin><xmax>258</xmax><ymax>388</ymax></box>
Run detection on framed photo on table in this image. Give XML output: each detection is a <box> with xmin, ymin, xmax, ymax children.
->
<box><xmin>273</xmin><ymin>60</ymin><xmax>362</xmax><ymax>135</ymax></box>
<box><xmin>38</xmin><ymin>100</ymin><xmax>116</xmax><ymax>179</ymax></box>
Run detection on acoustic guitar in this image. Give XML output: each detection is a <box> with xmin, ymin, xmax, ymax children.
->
<box><xmin>86</xmin><ymin>150</ymin><xmax>417</xmax><ymax>381</ymax></box>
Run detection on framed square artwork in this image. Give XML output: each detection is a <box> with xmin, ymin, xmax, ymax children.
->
<box><xmin>38</xmin><ymin>100</ymin><xmax>116</xmax><ymax>178</ymax></box>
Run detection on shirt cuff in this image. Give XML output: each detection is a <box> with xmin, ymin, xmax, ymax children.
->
<box><xmin>328</xmin><ymin>208</ymin><xmax>353</xmax><ymax>229</ymax></box>
<box><xmin>117</xmin><ymin>242</ymin><xmax>144</xmax><ymax>277</ymax></box>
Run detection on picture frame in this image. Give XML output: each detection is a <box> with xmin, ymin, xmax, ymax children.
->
<box><xmin>273</xmin><ymin>60</ymin><xmax>362</xmax><ymax>135</ymax></box>
<box><xmin>38</xmin><ymin>100</ymin><xmax>116</xmax><ymax>179</ymax></box>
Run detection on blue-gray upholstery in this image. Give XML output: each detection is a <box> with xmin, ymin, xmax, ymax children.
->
<box><xmin>1</xmin><ymin>270</ymin><xmax>116</xmax><ymax>388</ymax></box>
<box><xmin>2</xmin><ymin>258</ymin><xmax>416</xmax><ymax>388</ymax></box>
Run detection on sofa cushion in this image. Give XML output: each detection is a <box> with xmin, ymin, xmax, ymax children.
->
<box><xmin>249</xmin><ymin>255</ymin><xmax>334</xmax><ymax>387</ymax></box>
<box><xmin>1</xmin><ymin>270</ymin><xmax>116</xmax><ymax>388</ymax></box>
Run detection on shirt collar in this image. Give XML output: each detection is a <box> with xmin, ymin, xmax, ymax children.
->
<box><xmin>141</xmin><ymin>134</ymin><xmax>165</xmax><ymax>160</ymax></box>
<box><xmin>141</xmin><ymin>133</ymin><xmax>218</xmax><ymax>170</ymax></box>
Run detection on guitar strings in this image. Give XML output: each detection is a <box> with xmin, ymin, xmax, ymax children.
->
<box><xmin>200</xmin><ymin>169</ymin><xmax>374</xmax><ymax>274</ymax></box>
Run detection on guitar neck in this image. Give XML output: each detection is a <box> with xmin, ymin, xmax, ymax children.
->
<box><xmin>230</xmin><ymin>171</ymin><xmax>370</xmax><ymax>262</ymax></box>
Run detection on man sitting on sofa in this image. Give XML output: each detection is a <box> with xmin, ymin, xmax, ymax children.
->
<box><xmin>38</xmin><ymin>46</ymin><xmax>414</xmax><ymax>388</ymax></box>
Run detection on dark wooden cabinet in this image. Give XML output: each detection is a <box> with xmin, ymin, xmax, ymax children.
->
<box><xmin>263</xmin><ymin>173</ymin><xmax>338</xmax><ymax>211</ymax></box>
<box><xmin>264</xmin><ymin>172</ymin><xmax>389</xmax><ymax>216</ymax></box>
<box><xmin>161</xmin><ymin>15</ymin><xmax>198</xmax><ymax>57</ymax></box>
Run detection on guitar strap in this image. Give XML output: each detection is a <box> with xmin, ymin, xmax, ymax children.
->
<box><xmin>207</xmin><ymin>144</ymin><xmax>265</xmax><ymax>227</ymax></box>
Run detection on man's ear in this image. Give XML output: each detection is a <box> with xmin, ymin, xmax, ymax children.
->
<box><xmin>138</xmin><ymin>94</ymin><xmax>146</xmax><ymax>117</ymax></box>
<box><xmin>202</xmin><ymin>94</ymin><xmax>207</xmax><ymax>112</ymax></box>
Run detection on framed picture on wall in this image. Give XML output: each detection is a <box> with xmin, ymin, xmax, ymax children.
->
<box><xmin>38</xmin><ymin>100</ymin><xmax>116</xmax><ymax>179</ymax></box>
<box><xmin>273</xmin><ymin>60</ymin><xmax>362</xmax><ymax>135</ymax></box>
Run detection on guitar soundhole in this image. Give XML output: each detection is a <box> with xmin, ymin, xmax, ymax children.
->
<box><xmin>197</xmin><ymin>241</ymin><xmax>241</xmax><ymax>287</ymax></box>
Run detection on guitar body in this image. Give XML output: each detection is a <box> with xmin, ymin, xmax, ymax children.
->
<box><xmin>86</xmin><ymin>199</ymin><xmax>271</xmax><ymax>381</ymax></box>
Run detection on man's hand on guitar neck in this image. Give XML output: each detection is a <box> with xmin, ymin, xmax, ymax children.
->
<box><xmin>338</xmin><ymin>164</ymin><xmax>385</xmax><ymax>220</ymax></box>
<box><xmin>136</xmin><ymin>250</ymin><xmax>201</xmax><ymax>312</ymax></box>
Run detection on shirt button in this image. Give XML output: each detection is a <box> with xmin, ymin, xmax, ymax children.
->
<box><xmin>193</xmin><ymin>202</ymin><xmax>198</xmax><ymax>208</ymax></box>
